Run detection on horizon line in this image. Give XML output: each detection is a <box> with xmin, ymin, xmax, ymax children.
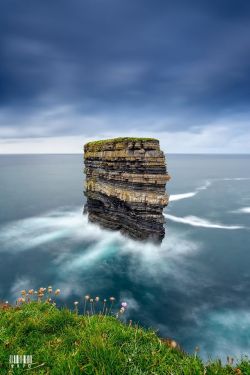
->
<box><xmin>0</xmin><ymin>153</ymin><xmax>250</xmax><ymax>156</ymax></box>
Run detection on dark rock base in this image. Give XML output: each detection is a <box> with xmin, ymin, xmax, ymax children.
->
<box><xmin>84</xmin><ymin>192</ymin><xmax>165</xmax><ymax>243</ymax></box>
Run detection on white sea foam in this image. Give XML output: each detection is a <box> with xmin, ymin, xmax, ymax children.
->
<box><xmin>165</xmin><ymin>213</ymin><xmax>244</xmax><ymax>230</ymax></box>
<box><xmin>169</xmin><ymin>177</ymin><xmax>250</xmax><ymax>203</ymax></box>
<box><xmin>169</xmin><ymin>192</ymin><xmax>197</xmax><ymax>201</ymax></box>
<box><xmin>232</xmin><ymin>207</ymin><xmax>250</xmax><ymax>214</ymax></box>
<box><xmin>0</xmin><ymin>207</ymin><xmax>200</xmax><ymax>279</ymax></box>
<box><xmin>1</xmin><ymin>205</ymin><xmax>202</xmax><ymax>305</ymax></box>
<box><xmin>198</xmin><ymin>180</ymin><xmax>211</xmax><ymax>191</ymax></box>
<box><xmin>0</xmin><ymin>208</ymin><xmax>116</xmax><ymax>253</ymax></box>
<box><xmin>222</xmin><ymin>177</ymin><xmax>250</xmax><ymax>181</ymax></box>
<box><xmin>169</xmin><ymin>180</ymin><xmax>211</xmax><ymax>202</ymax></box>
<box><xmin>197</xmin><ymin>309</ymin><xmax>250</xmax><ymax>360</ymax></box>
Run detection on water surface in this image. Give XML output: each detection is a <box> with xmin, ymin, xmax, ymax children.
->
<box><xmin>0</xmin><ymin>154</ymin><xmax>250</xmax><ymax>361</ymax></box>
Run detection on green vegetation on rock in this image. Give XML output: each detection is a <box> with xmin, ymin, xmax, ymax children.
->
<box><xmin>0</xmin><ymin>302</ymin><xmax>249</xmax><ymax>374</ymax></box>
<box><xmin>85</xmin><ymin>137</ymin><xmax>158</xmax><ymax>149</ymax></box>
<box><xmin>86</xmin><ymin>137</ymin><xmax>158</xmax><ymax>145</ymax></box>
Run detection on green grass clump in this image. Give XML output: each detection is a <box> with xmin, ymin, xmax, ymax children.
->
<box><xmin>85</xmin><ymin>137</ymin><xmax>158</xmax><ymax>150</ymax></box>
<box><xmin>0</xmin><ymin>302</ymin><xmax>249</xmax><ymax>374</ymax></box>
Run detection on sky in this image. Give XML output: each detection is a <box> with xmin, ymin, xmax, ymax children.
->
<box><xmin>0</xmin><ymin>0</ymin><xmax>250</xmax><ymax>154</ymax></box>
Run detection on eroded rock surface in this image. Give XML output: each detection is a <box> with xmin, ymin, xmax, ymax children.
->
<box><xmin>84</xmin><ymin>138</ymin><xmax>170</xmax><ymax>242</ymax></box>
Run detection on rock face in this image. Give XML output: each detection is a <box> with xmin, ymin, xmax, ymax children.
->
<box><xmin>84</xmin><ymin>137</ymin><xmax>170</xmax><ymax>242</ymax></box>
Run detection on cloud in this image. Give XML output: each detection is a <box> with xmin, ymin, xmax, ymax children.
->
<box><xmin>1</xmin><ymin>116</ymin><xmax>250</xmax><ymax>154</ymax></box>
<box><xmin>0</xmin><ymin>0</ymin><xmax>250</xmax><ymax>152</ymax></box>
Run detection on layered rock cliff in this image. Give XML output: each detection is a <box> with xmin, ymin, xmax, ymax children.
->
<box><xmin>84</xmin><ymin>137</ymin><xmax>170</xmax><ymax>242</ymax></box>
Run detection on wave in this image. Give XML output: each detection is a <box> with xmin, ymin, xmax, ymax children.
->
<box><xmin>0</xmin><ymin>208</ymin><xmax>121</xmax><ymax>253</ymax></box>
<box><xmin>169</xmin><ymin>177</ymin><xmax>250</xmax><ymax>203</ymax></box>
<box><xmin>190</xmin><ymin>309</ymin><xmax>250</xmax><ymax>361</ymax></box>
<box><xmin>232</xmin><ymin>207</ymin><xmax>250</xmax><ymax>214</ymax></box>
<box><xmin>0</xmin><ymin>206</ymin><xmax>199</xmax><ymax>261</ymax></box>
<box><xmin>222</xmin><ymin>177</ymin><xmax>250</xmax><ymax>181</ymax></box>
<box><xmin>0</xmin><ymin>206</ymin><xmax>201</xmax><ymax>303</ymax></box>
<box><xmin>169</xmin><ymin>192</ymin><xmax>197</xmax><ymax>202</ymax></box>
<box><xmin>164</xmin><ymin>214</ymin><xmax>244</xmax><ymax>230</ymax></box>
<box><xmin>196</xmin><ymin>180</ymin><xmax>212</xmax><ymax>190</ymax></box>
<box><xmin>169</xmin><ymin>180</ymin><xmax>211</xmax><ymax>202</ymax></box>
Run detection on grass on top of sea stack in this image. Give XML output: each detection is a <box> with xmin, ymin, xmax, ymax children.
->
<box><xmin>85</xmin><ymin>137</ymin><xmax>158</xmax><ymax>150</ymax></box>
<box><xmin>0</xmin><ymin>292</ymin><xmax>250</xmax><ymax>374</ymax></box>
<box><xmin>86</xmin><ymin>137</ymin><xmax>158</xmax><ymax>145</ymax></box>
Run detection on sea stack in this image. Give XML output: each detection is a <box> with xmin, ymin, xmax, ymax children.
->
<box><xmin>84</xmin><ymin>137</ymin><xmax>170</xmax><ymax>242</ymax></box>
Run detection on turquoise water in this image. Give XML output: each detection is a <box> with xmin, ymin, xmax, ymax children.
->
<box><xmin>0</xmin><ymin>154</ymin><xmax>250</xmax><ymax>360</ymax></box>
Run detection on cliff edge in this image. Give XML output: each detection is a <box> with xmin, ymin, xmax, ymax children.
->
<box><xmin>84</xmin><ymin>137</ymin><xmax>170</xmax><ymax>242</ymax></box>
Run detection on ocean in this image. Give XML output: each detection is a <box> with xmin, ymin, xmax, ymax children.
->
<box><xmin>0</xmin><ymin>154</ymin><xmax>250</xmax><ymax>361</ymax></box>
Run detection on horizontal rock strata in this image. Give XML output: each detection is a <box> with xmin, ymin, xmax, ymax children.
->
<box><xmin>84</xmin><ymin>137</ymin><xmax>170</xmax><ymax>242</ymax></box>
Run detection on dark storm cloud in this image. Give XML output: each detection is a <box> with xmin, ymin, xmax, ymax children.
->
<box><xmin>0</xmin><ymin>0</ymin><xmax>250</xmax><ymax>138</ymax></box>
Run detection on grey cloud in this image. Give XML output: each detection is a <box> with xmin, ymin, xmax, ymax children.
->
<box><xmin>0</xmin><ymin>0</ymin><xmax>250</xmax><ymax>150</ymax></box>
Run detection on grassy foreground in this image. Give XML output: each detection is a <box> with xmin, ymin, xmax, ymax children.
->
<box><xmin>0</xmin><ymin>302</ymin><xmax>249</xmax><ymax>374</ymax></box>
